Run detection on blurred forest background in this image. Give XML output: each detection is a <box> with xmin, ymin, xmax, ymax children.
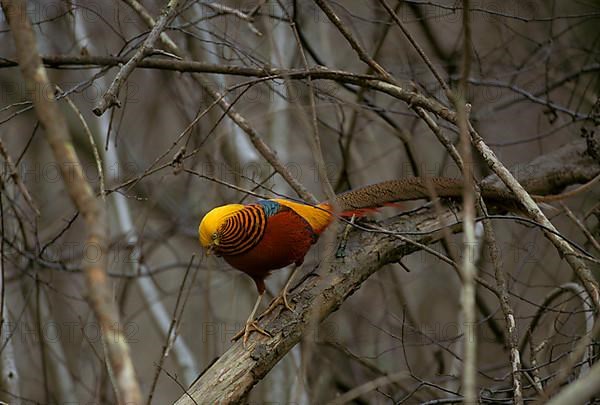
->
<box><xmin>0</xmin><ymin>0</ymin><xmax>599</xmax><ymax>403</ymax></box>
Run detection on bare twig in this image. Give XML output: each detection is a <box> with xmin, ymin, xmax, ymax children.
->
<box><xmin>120</xmin><ymin>0</ymin><xmax>179</xmax><ymax>52</ymax></box>
<box><xmin>0</xmin><ymin>138</ymin><xmax>39</xmax><ymax>215</ymax></box>
<box><xmin>413</xmin><ymin>106</ymin><xmax>463</xmax><ymax>169</ymax></box>
<box><xmin>546</xmin><ymin>356</ymin><xmax>600</xmax><ymax>404</ymax></box>
<box><xmin>37</xmin><ymin>288</ymin><xmax>78</xmax><ymax>403</ymax></box>
<box><xmin>481</xmin><ymin>216</ymin><xmax>524</xmax><ymax>404</ymax></box>
<box><xmin>368</xmin><ymin>60</ymin><xmax>600</xmax><ymax>312</ymax></box>
<box><xmin>377</xmin><ymin>0</ymin><xmax>452</xmax><ymax>98</ymax></box>
<box><xmin>146</xmin><ymin>256</ymin><xmax>195</xmax><ymax>405</ymax></box>
<box><xmin>57</xmin><ymin>85</ymin><xmax>105</xmax><ymax>198</ymax></box>
<box><xmin>327</xmin><ymin>371</ymin><xmax>410</xmax><ymax>405</ymax></box>
<box><xmin>313</xmin><ymin>0</ymin><xmax>392</xmax><ymax>80</ymax></box>
<box><xmin>93</xmin><ymin>0</ymin><xmax>181</xmax><ymax>115</ymax></box>
<box><xmin>522</xmin><ymin>282</ymin><xmax>595</xmax><ymax>400</ymax></box>
<box><xmin>282</xmin><ymin>3</ymin><xmax>336</xmax><ymax>202</ymax></box>
<box><xmin>470</xmin><ymin>126</ymin><xmax>600</xmax><ymax>311</ymax></box>
<box><xmin>71</xmin><ymin>6</ymin><xmax>200</xmax><ymax>388</ymax></box>
<box><xmin>561</xmin><ymin>202</ymin><xmax>600</xmax><ymax>253</ymax></box>
<box><xmin>202</xmin><ymin>2</ymin><xmax>262</xmax><ymax>35</ymax></box>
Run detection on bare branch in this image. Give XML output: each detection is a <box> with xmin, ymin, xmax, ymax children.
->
<box><xmin>92</xmin><ymin>0</ymin><xmax>180</xmax><ymax>116</ymax></box>
<box><xmin>313</xmin><ymin>0</ymin><xmax>392</xmax><ymax>80</ymax></box>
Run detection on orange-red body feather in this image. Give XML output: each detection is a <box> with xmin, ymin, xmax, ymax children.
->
<box><xmin>224</xmin><ymin>207</ymin><xmax>318</xmax><ymax>293</ymax></box>
<box><xmin>199</xmin><ymin>198</ymin><xmax>337</xmax><ymax>294</ymax></box>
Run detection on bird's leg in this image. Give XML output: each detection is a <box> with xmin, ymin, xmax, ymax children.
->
<box><xmin>232</xmin><ymin>292</ymin><xmax>271</xmax><ymax>347</ymax></box>
<box><xmin>260</xmin><ymin>265</ymin><xmax>299</xmax><ymax>318</ymax></box>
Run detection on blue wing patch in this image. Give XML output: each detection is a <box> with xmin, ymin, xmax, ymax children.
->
<box><xmin>257</xmin><ymin>200</ymin><xmax>282</xmax><ymax>217</ymax></box>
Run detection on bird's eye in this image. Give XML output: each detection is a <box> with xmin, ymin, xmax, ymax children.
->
<box><xmin>211</xmin><ymin>232</ymin><xmax>218</xmax><ymax>240</ymax></box>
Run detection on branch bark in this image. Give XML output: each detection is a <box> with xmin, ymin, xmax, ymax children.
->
<box><xmin>174</xmin><ymin>139</ymin><xmax>600</xmax><ymax>404</ymax></box>
<box><xmin>0</xmin><ymin>1</ymin><xmax>141</xmax><ymax>403</ymax></box>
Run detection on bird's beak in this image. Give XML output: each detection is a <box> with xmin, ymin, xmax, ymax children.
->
<box><xmin>206</xmin><ymin>244</ymin><xmax>214</xmax><ymax>257</ymax></box>
<box><xmin>206</xmin><ymin>239</ymin><xmax>219</xmax><ymax>256</ymax></box>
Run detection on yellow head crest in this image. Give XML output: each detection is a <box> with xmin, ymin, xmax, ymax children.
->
<box><xmin>199</xmin><ymin>204</ymin><xmax>245</xmax><ymax>249</ymax></box>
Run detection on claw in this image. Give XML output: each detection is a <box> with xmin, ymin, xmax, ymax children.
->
<box><xmin>260</xmin><ymin>291</ymin><xmax>295</xmax><ymax>318</ymax></box>
<box><xmin>232</xmin><ymin>320</ymin><xmax>271</xmax><ymax>347</ymax></box>
<box><xmin>259</xmin><ymin>266</ymin><xmax>299</xmax><ymax>318</ymax></box>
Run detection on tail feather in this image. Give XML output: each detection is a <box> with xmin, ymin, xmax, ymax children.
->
<box><xmin>315</xmin><ymin>174</ymin><xmax>596</xmax><ymax>219</ymax></box>
<box><xmin>321</xmin><ymin>177</ymin><xmax>515</xmax><ymax>213</ymax></box>
<box><xmin>318</xmin><ymin>201</ymin><xmax>406</xmax><ymax>218</ymax></box>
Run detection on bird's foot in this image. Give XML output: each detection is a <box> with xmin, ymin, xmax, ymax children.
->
<box><xmin>232</xmin><ymin>320</ymin><xmax>271</xmax><ymax>348</ymax></box>
<box><xmin>260</xmin><ymin>291</ymin><xmax>295</xmax><ymax>319</ymax></box>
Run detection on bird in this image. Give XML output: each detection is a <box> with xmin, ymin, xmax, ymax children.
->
<box><xmin>199</xmin><ymin>197</ymin><xmax>334</xmax><ymax>345</ymax></box>
<box><xmin>198</xmin><ymin>176</ymin><xmax>545</xmax><ymax>346</ymax></box>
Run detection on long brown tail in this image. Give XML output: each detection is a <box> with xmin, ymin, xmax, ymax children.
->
<box><xmin>323</xmin><ymin>177</ymin><xmax>517</xmax><ymax>213</ymax></box>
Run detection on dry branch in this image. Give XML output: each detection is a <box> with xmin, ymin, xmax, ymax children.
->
<box><xmin>92</xmin><ymin>0</ymin><xmax>180</xmax><ymax>116</ymax></box>
<box><xmin>470</xmin><ymin>127</ymin><xmax>600</xmax><ymax>310</ymax></box>
<box><xmin>0</xmin><ymin>138</ymin><xmax>38</xmax><ymax>215</ymax></box>
<box><xmin>175</xmin><ymin>139</ymin><xmax>600</xmax><ymax>404</ymax></box>
<box><xmin>313</xmin><ymin>0</ymin><xmax>392</xmax><ymax>80</ymax></box>
<box><xmin>0</xmin><ymin>0</ymin><xmax>141</xmax><ymax>402</ymax></box>
<box><xmin>1</xmin><ymin>55</ymin><xmax>453</xmax><ymax>124</ymax></box>
<box><xmin>372</xmin><ymin>74</ymin><xmax>600</xmax><ymax>310</ymax></box>
<box><xmin>482</xmin><ymin>220</ymin><xmax>524</xmax><ymax>404</ymax></box>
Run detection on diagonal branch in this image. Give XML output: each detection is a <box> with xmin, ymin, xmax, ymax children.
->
<box><xmin>174</xmin><ymin>139</ymin><xmax>600</xmax><ymax>404</ymax></box>
<box><xmin>371</xmin><ymin>77</ymin><xmax>600</xmax><ymax>310</ymax></box>
<box><xmin>175</xmin><ymin>205</ymin><xmax>466</xmax><ymax>404</ymax></box>
<box><xmin>0</xmin><ymin>0</ymin><xmax>141</xmax><ymax>403</ymax></box>
<box><xmin>377</xmin><ymin>0</ymin><xmax>452</xmax><ymax>98</ymax></box>
<box><xmin>470</xmin><ymin>127</ymin><xmax>600</xmax><ymax>311</ymax></box>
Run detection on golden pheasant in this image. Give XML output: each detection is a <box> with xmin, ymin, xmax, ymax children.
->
<box><xmin>198</xmin><ymin>176</ymin><xmax>529</xmax><ymax>346</ymax></box>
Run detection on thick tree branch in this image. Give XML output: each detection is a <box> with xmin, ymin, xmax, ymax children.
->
<box><xmin>176</xmin><ymin>206</ymin><xmax>463</xmax><ymax>404</ymax></box>
<box><xmin>175</xmin><ymin>139</ymin><xmax>600</xmax><ymax>404</ymax></box>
